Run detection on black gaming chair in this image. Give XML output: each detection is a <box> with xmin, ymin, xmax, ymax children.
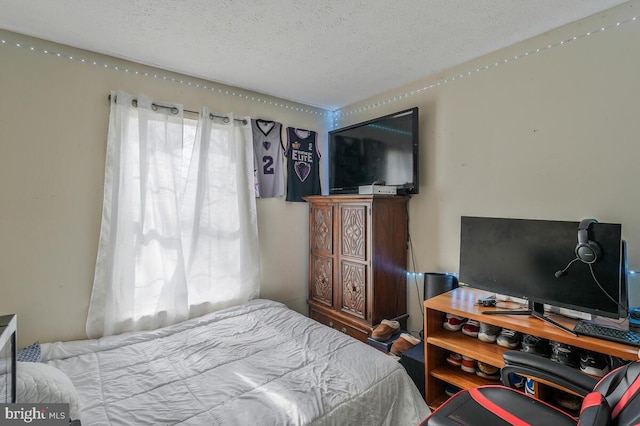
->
<box><xmin>421</xmin><ymin>350</ymin><xmax>640</xmax><ymax>426</ymax></box>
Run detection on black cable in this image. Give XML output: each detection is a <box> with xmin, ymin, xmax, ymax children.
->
<box><xmin>588</xmin><ymin>264</ymin><xmax>628</xmax><ymax>320</ymax></box>
<box><xmin>407</xmin><ymin>232</ymin><xmax>424</xmax><ymax>317</ymax></box>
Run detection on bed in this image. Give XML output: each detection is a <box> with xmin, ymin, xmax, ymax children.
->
<box><xmin>38</xmin><ymin>299</ymin><xmax>429</xmax><ymax>425</ymax></box>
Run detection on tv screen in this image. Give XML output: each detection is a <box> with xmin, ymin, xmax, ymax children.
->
<box><xmin>328</xmin><ymin>107</ymin><xmax>419</xmax><ymax>194</ymax></box>
<box><xmin>459</xmin><ymin>216</ymin><xmax>626</xmax><ymax>319</ymax></box>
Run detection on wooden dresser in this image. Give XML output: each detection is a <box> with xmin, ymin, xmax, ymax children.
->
<box><xmin>304</xmin><ymin>194</ymin><xmax>409</xmax><ymax>343</ymax></box>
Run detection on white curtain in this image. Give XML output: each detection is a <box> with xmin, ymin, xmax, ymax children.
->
<box><xmin>86</xmin><ymin>91</ymin><xmax>259</xmax><ymax>338</ymax></box>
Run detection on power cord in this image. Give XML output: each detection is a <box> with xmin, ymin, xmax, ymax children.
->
<box><xmin>588</xmin><ymin>264</ymin><xmax>629</xmax><ymax>322</ymax></box>
<box><xmin>407</xmin><ymin>232</ymin><xmax>424</xmax><ymax>318</ymax></box>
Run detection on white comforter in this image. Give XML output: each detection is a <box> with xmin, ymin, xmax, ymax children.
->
<box><xmin>41</xmin><ymin>299</ymin><xmax>429</xmax><ymax>425</ymax></box>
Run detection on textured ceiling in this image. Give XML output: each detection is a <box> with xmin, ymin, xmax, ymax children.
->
<box><xmin>0</xmin><ymin>0</ymin><xmax>629</xmax><ymax>110</ymax></box>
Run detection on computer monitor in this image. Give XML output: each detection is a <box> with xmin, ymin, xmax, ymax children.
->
<box><xmin>459</xmin><ymin>217</ymin><xmax>627</xmax><ymax>325</ymax></box>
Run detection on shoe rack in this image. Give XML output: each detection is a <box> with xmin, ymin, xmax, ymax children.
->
<box><xmin>423</xmin><ymin>286</ymin><xmax>640</xmax><ymax>410</ymax></box>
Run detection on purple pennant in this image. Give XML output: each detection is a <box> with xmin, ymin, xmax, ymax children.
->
<box><xmin>295</xmin><ymin>161</ymin><xmax>311</xmax><ymax>182</ymax></box>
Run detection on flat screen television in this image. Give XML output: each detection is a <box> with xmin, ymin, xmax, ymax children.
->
<box><xmin>459</xmin><ymin>216</ymin><xmax>627</xmax><ymax>323</ymax></box>
<box><xmin>0</xmin><ymin>314</ymin><xmax>17</xmax><ymax>404</ymax></box>
<box><xmin>328</xmin><ymin>107</ymin><xmax>419</xmax><ymax>195</ymax></box>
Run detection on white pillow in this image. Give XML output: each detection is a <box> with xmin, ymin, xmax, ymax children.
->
<box><xmin>16</xmin><ymin>362</ymin><xmax>81</xmax><ymax>421</ymax></box>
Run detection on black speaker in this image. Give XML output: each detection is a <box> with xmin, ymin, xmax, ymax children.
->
<box><xmin>424</xmin><ymin>273</ymin><xmax>459</xmax><ymax>300</ymax></box>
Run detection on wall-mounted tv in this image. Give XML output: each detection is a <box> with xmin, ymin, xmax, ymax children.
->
<box><xmin>459</xmin><ymin>216</ymin><xmax>627</xmax><ymax>320</ymax></box>
<box><xmin>328</xmin><ymin>107</ymin><xmax>419</xmax><ymax>195</ymax></box>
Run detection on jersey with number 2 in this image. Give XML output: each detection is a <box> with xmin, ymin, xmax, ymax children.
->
<box><xmin>252</xmin><ymin>119</ymin><xmax>284</xmax><ymax>198</ymax></box>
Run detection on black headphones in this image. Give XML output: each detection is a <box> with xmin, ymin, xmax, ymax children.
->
<box><xmin>575</xmin><ymin>218</ymin><xmax>601</xmax><ymax>264</ymax></box>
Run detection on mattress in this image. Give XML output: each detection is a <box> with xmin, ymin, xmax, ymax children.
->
<box><xmin>41</xmin><ymin>299</ymin><xmax>429</xmax><ymax>425</ymax></box>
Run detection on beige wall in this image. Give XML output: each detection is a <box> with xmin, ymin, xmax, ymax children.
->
<box><xmin>0</xmin><ymin>30</ymin><xmax>328</xmax><ymax>347</ymax></box>
<box><xmin>2</xmin><ymin>1</ymin><xmax>640</xmax><ymax>347</ymax></box>
<box><xmin>336</xmin><ymin>1</ymin><xmax>640</xmax><ymax>335</ymax></box>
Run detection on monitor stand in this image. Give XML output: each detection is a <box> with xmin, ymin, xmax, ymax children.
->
<box><xmin>483</xmin><ymin>300</ymin><xmax>578</xmax><ymax>336</ymax></box>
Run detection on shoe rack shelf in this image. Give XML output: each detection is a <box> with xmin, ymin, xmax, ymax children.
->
<box><xmin>423</xmin><ymin>287</ymin><xmax>640</xmax><ymax>410</ymax></box>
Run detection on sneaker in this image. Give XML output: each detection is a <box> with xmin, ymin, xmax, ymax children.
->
<box><xmin>443</xmin><ymin>314</ymin><xmax>467</xmax><ymax>331</ymax></box>
<box><xmin>445</xmin><ymin>384</ymin><xmax>462</xmax><ymax>397</ymax></box>
<box><xmin>579</xmin><ymin>350</ymin><xmax>610</xmax><ymax>377</ymax></box>
<box><xmin>496</xmin><ymin>329</ymin><xmax>522</xmax><ymax>348</ymax></box>
<box><xmin>476</xmin><ymin>362</ymin><xmax>500</xmax><ymax>380</ymax></box>
<box><xmin>521</xmin><ymin>334</ymin><xmax>550</xmax><ymax>357</ymax></box>
<box><xmin>446</xmin><ymin>352</ymin><xmax>462</xmax><ymax>367</ymax></box>
<box><xmin>389</xmin><ymin>333</ymin><xmax>421</xmax><ymax>356</ymax></box>
<box><xmin>553</xmin><ymin>389</ymin><xmax>581</xmax><ymax>411</ymax></box>
<box><xmin>461</xmin><ymin>356</ymin><xmax>476</xmax><ymax>373</ymax></box>
<box><xmin>371</xmin><ymin>319</ymin><xmax>400</xmax><ymax>341</ymax></box>
<box><xmin>609</xmin><ymin>356</ymin><xmax>630</xmax><ymax>372</ymax></box>
<box><xmin>461</xmin><ymin>319</ymin><xmax>480</xmax><ymax>337</ymax></box>
<box><xmin>507</xmin><ymin>373</ymin><xmax>526</xmax><ymax>389</ymax></box>
<box><xmin>550</xmin><ymin>340</ymin><xmax>579</xmax><ymax>368</ymax></box>
<box><xmin>478</xmin><ymin>322</ymin><xmax>502</xmax><ymax>343</ymax></box>
<box><xmin>525</xmin><ymin>378</ymin><xmax>535</xmax><ymax>395</ymax></box>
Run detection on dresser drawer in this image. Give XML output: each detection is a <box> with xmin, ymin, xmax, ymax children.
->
<box><xmin>310</xmin><ymin>255</ymin><xmax>333</xmax><ymax>306</ymax></box>
<box><xmin>310</xmin><ymin>308</ymin><xmax>369</xmax><ymax>343</ymax></box>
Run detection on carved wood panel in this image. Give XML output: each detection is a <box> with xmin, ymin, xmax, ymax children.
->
<box><xmin>311</xmin><ymin>256</ymin><xmax>333</xmax><ymax>306</ymax></box>
<box><xmin>311</xmin><ymin>206</ymin><xmax>332</xmax><ymax>254</ymax></box>
<box><xmin>341</xmin><ymin>205</ymin><xmax>366</xmax><ymax>260</ymax></box>
<box><xmin>340</xmin><ymin>261</ymin><xmax>366</xmax><ymax>318</ymax></box>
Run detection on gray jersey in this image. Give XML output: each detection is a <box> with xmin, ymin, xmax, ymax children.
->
<box><xmin>252</xmin><ymin>119</ymin><xmax>284</xmax><ymax>198</ymax></box>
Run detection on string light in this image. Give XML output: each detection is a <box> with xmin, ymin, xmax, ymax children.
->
<box><xmin>0</xmin><ymin>35</ymin><xmax>330</xmax><ymax>118</ymax></box>
<box><xmin>334</xmin><ymin>13</ymin><xmax>639</xmax><ymax>125</ymax></box>
<box><xmin>1</xmin><ymin>11</ymin><xmax>636</xmax><ymax>121</ymax></box>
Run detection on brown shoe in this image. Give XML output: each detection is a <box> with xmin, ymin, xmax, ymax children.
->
<box><xmin>390</xmin><ymin>333</ymin><xmax>421</xmax><ymax>356</ymax></box>
<box><xmin>371</xmin><ymin>319</ymin><xmax>400</xmax><ymax>341</ymax></box>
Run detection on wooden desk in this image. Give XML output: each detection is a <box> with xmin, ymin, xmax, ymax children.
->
<box><xmin>423</xmin><ymin>287</ymin><xmax>638</xmax><ymax>410</ymax></box>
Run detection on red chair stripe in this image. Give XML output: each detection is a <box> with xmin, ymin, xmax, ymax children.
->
<box><xmin>581</xmin><ymin>392</ymin><xmax>604</xmax><ymax>414</ymax></box>
<box><xmin>469</xmin><ymin>388</ymin><xmax>531</xmax><ymax>426</ymax></box>
<box><xmin>612</xmin><ymin>375</ymin><xmax>640</xmax><ymax>418</ymax></box>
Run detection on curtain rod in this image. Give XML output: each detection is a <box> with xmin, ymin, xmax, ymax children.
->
<box><xmin>107</xmin><ymin>95</ymin><xmax>248</xmax><ymax>125</ymax></box>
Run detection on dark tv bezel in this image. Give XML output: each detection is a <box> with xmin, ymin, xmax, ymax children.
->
<box><xmin>458</xmin><ymin>216</ymin><xmax>627</xmax><ymax>319</ymax></box>
<box><xmin>328</xmin><ymin>107</ymin><xmax>419</xmax><ymax>195</ymax></box>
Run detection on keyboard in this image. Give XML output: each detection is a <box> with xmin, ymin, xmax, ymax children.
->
<box><xmin>573</xmin><ymin>320</ymin><xmax>640</xmax><ymax>347</ymax></box>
